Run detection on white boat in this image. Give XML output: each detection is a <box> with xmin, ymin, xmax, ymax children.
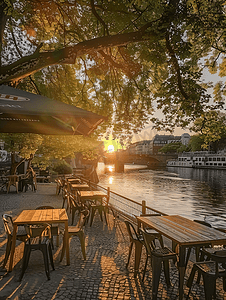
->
<box><xmin>167</xmin><ymin>151</ymin><xmax>226</xmax><ymax>169</ymax></box>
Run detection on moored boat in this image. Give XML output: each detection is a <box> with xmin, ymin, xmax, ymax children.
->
<box><xmin>167</xmin><ymin>151</ymin><xmax>226</xmax><ymax>169</ymax></box>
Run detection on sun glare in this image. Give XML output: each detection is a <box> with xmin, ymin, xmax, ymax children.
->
<box><xmin>108</xmin><ymin>165</ymin><xmax>114</xmax><ymax>172</ymax></box>
<box><xmin>109</xmin><ymin>176</ymin><xmax>113</xmax><ymax>184</ymax></box>
<box><xmin>107</xmin><ymin>145</ymin><xmax>114</xmax><ymax>152</ymax></box>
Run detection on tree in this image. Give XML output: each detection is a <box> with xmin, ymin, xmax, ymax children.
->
<box><xmin>190</xmin><ymin>111</ymin><xmax>226</xmax><ymax>149</ymax></box>
<box><xmin>0</xmin><ymin>132</ymin><xmax>102</xmax><ymax>174</ymax></box>
<box><xmin>158</xmin><ymin>142</ymin><xmax>185</xmax><ymax>153</ymax></box>
<box><xmin>1</xmin><ymin>0</ymin><xmax>226</xmax><ymax>139</ymax></box>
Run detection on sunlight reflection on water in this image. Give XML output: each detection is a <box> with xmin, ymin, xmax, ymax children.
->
<box><xmin>97</xmin><ymin>163</ymin><xmax>226</xmax><ymax>227</ymax></box>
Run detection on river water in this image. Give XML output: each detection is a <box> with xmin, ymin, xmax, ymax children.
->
<box><xmin>97</xmin><ymin>163</ymin><xmax>226</xmax><ymax>228</ymax></box>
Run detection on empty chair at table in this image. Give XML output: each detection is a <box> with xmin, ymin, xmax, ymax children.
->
<box><xmin>124</xmin><ymin>220</ymin><xmax>165</xmax><ymax>278</ymax></box>
<box><xmin>124</xmin><ymin>220</ymin><xmax>145</xmax><ymax>277</ymax></box>
<box><xmin>68</xmin><ymin>192</ymin><xmax>87</xmax><ymax>225</ymax></box>
<box><xmin>89</xmin><ymin>194</ymin><xmax>109</xmax><ymax>227</ymax></box>
<box><xmin>60</xmin><ymin>209</ymin><xmax>89</xmax><ymax>261</ymax></box>
<box><xmin>19</xmin><ymin>223</ymin><xmax>54</xmax><ymax>281</ymax></box>
<box><xmin>2</xmin><ymin>214</ymin><xmax>28</xmax><ymax>268</ymax></box>
<box><xmin>55</xmin><ymin>177</ymin><xmax>64</xmax><ymax>195</ymax></box>
<box><xmin>187</xmin><ymin>248</ymin><xmax>226</xmax><ymax>300</ymax></box>
<box><xmin>141</xmin><ymin>228</ymin><xmax>177</xmax><ymax>300</ymax></box>
<box><xmin>36</xmin><ymin>206</ymin><xmax>60</xmax><ymax>248</ymax></box>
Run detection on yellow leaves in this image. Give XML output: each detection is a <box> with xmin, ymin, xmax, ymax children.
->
<box><xmin>25</xmin><ymin>27</ymin><xmax>36</xmax><ymax>38</ymax></box>
<box><xmin>219</xmin><ymin>57</ymin><xmax>226</xmax><ymax>77</ymax></box>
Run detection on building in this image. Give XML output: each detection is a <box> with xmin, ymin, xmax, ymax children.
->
<box><xmin>127</xmin><ymin>133</ymin><xmax>191</xmax><ymax>155</ymax></box>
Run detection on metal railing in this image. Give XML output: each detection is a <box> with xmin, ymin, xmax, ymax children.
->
<box><xmin>69</xmin><ymin>176</ymin><xmax>168</xmax><ymax>224</ymax></box>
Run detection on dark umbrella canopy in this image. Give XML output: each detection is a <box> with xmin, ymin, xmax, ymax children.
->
<box><xmin>0</xmin><ymin>85</ymin><xmax>106</xmax><ymax>135</ymax></box>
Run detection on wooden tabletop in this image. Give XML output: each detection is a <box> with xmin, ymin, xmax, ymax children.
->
<box><xmin>67</xmin><ymin>178</ymin><xmax>81</xmax><ymax>182</ymax></box>
<box><xmin>14</xmin><ymin>208</ymin><xmax>68</xmax><ymax>225</ymax></box>
<box><xmin>80</xmin><ymin>191</ymin><xmax>107</xmax><ymax>198</ymax></box>
<box><xmin>137</xmin><ymin>215</ymin><xmax>226</xmax><ymax>246</ymax></box>
<box><xmin>70</xmin><ymin>183</ymin><xmax>89</xmax><ymax>189</ymax></box>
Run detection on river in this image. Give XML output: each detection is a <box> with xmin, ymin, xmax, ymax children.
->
<box><xmin>97</xmin><ymin>163</ymin><xmax>226</xmax><ymax>228</ymax></box>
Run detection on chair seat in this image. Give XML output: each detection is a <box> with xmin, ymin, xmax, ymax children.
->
<box><xmin>152</xmin><ymin>247</ymin><xmax>177</xmax><ymax>258</ymax></box>
<box><xmin>68</xmin><ymin>226</ymin><xmax>81</xmax><ymax>234</ymax></box>
<box><xmin>195</xmin><ymin>261</ymin><xmax>225</xmax><ymax>275</ymax></box>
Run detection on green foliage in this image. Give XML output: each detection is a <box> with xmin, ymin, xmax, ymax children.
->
<box><xmin>159</xmin><ymin>142</ymin><xmax>183</xmax><ymax>153</ymax></box>
<box><xmin>188</xmin><ymin>135</ymin><xmax>205</xmax><ymax>151</ymax></box>
<box><xmin>190</xmin><ymin>111</ymin><xmax>226</xmax><ymax>149</ymax></box>
<box><xmin>0</xmin><ymin>133</ymin><xmax>43</xmax><ymax>158</ymax></box>
<box><xmin>2</xmin><ymin>0</ymin><xmax>226</xmax><ymax>141</ymax></box>
<box><xmin>51</xmin><ymin>160</ymin><xmax>72</xmax><ymax>175</ymax></box>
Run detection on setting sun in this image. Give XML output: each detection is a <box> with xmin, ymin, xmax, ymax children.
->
<box><xmin>107</xmin><ymin>145</ymin><xmax>114</xmax><ymax>152</ymax></box>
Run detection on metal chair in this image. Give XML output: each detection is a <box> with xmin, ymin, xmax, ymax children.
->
<box><xmin>186</xmin><ymin>249</ymin><xmax>226</xmax><ymax>299</ymax></box>
<box><xmin>36</xmin><ymin>206</ymin><xmax>60</xmax><ymax>248</ymax></box>
<box><xmin>55</xmin><ymin>177</ymin><xmax>64</xmax><ymax>195</ymax></box>
<box><xmin>19</xmin><ymin>223</ymin><xmax>54</xmax><ymax>281</ymax></box>
<box><xmin>141</xmin><ymin>228</ymin><xmax>177</xmax><ymax>300</ymax></box>
<box><xmin>68</xmin><ymin>193</ymin><xmax>87</xmax><ymax>225</ymax></box>
<box><xmin>60</xmin><ymin>209</ymin><xmax>89</xmax><ymax>261</ymax></box>
<box><xmin>2</xmin><ymin>214</ymin><xmax>28</xmax><ymax>268</ymax></box>
<box><xmin>124</xmin><ymin>220</ymin><xmax>145</xmax><ymax>277</ymax></box>
<box><xmin>89</xmin><ymin>195</ymin><xmax>109</xmax><ymax>227</ymax></box>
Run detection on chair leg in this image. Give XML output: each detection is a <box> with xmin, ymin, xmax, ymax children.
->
<box><xmin>126</xmin><ymin>242</ymin><xmax>133</xmax><ymax>268</ymax></box>
<box><xmin>60</xmin><ymin>233</ymin><xmax>66</xmax><ymax>262</ymax></box>
<box><xmin>186</xmin><ymin>265</ymin><xmax>197</xmax><ymax>299</ymax></box>
<box><xmin>56</xmin><ymin>235</ymin><xmax>59</xmax><ymax>247</ymax></box>
<box><xmin>78</xmin><ymin>232</ymin><xmax>86</xmax><ymax>260</ymax></box>
<box><xmin>142</xmin><ymin>254</ymin><xmax>149</xmax><ymax>281</ymax></box>
<box><xmin>40</xmin><ymin>245</ymin><xmax>50</xmax><ymax>280</ymax></box>
<box><xmin>19</xmin><ymin>245</ymin><xmax>31</xmax><ymax>281</ymax></box>
<box><xmin>48</xmin><ymin>243</ymin><xmax>55</xmax><ymax>270</ymax></box>
<box><xmin>163</xmin><ymin>259</ymin><xmax>171</xmax><ymax>286</ymax></box>
<box><xmin>134</xmin><ymin>241</ymin><xmax>143</xmax><ymax>277</ymax></box>
<box><xmin>151</xmin><ymin>257</ymin><xmax>162</xmax><ymax>300</ymax></box>
<box><xmin>89</xmin><ymin>207</ymin><xmax>97</xmax><ymax>227</ymax></box>
<box><xmin>7</xmin><ymin>183</ymin><xmax>10</xmax><ymax>193</ymax></box>
<box><xmin>103</xmin><ymin>207</ymin><xmax>108</xmax><ymax>225</ymax></box>
<box><xmin>2</xmin><ymin>237</ymin><xmax>12</xmax><ymax>268</ymax></box>
<box><xmin>203</xmin><ymin>274</ymin><xmax>216</xmax><ymax>300</ymax></box>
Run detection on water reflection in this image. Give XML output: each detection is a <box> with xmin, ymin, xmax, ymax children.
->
<box><xmin>97</xmin><ymin>163</ymin><xmax>226</xmax><ymax>228</ymax></box>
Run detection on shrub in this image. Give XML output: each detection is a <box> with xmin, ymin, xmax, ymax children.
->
<box><xmin>51</xmin><ymin>160</ymin><xmax>72</xmax><ymax>175</ymax></box>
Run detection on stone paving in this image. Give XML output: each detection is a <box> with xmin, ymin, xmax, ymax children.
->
<box><xmin>0</xmin><ymin>183</ymin><xmax>226</xmax><ymax>299</ymax></box>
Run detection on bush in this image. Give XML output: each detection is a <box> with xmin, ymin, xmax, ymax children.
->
<box><xmin>51</xmin><ymin>160</ymin><xmax>72</xmax><ymax>175</ymax></box>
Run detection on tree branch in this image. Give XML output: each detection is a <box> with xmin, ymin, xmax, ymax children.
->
<box><xmin>165</xmin><ymin>32</ymin><xmax>189</xmax><ymax>100</ymax></box>
<box><xmin>0</xmin><ymin>29</ymin><xmax>155</xmax><ymax>84</ymax></box>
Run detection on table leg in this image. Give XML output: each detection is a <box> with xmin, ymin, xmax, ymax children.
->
<box><xmin>178</xmin><ymin>246</ymin><xmax>186</xmax><ymax>300</ymax></box>
<box><xmin>64</xmin><ymin>221</ymin><xmax>70</xmax><ymax>265</ymax></box>
<box><xmin>9</xmin><ymin>224</ymin><xmax>18</xmax><ymax>272</ymax></box>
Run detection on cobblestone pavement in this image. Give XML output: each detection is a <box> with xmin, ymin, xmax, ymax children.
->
<box><xmin>0</xmin><ymin>184</ymin><xmax>226</xmax><ymax>299</ymax></box>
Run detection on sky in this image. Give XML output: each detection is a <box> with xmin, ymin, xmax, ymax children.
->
<box><xmin>131</xmin><ymin>66</ymin><xmax>226</xmax><ymax>143</ymax></box>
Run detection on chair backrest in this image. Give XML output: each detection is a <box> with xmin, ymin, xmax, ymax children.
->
<box><xmin>2</xmin><ymin>214</ymin><xmax>13</xmax><ymax>236</ymax></box>
<box><xmin>194</xmin><ymin>220</ymin><xmax>212</xmax><ymax>227</ymax></box>
<box><xmin>76</xmin><ymin>210</ymin><xmax>90</xmax><ymax>230</ymax></box>
<box><xmin>124</xmin><ymin>221</ymin><xmax>140</xmax><ymax>241</ymax></box>
<box><xmin>36</xmin><ymin>206</ymin><xmax>54</xmax><ymax>210</ymax></box>
<box><xmin>8</xmin><ymin>175</ymin><xmax>18</xmax><ymax>184</ymax></box>
<box><xmin>140</xmin><ymin>228</ymin><xmax>158</xmax><ymax>254</ymax></box>
<box><xmin>25</xmin><ymin>223</ymin><xmax>51</xmax><ymax>243</ymax></box>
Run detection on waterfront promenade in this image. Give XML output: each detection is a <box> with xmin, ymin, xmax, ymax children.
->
<box><xmin>0</xmin><ymin>183</ymin><xmax>225</xmax><ymax>299</ymax></box>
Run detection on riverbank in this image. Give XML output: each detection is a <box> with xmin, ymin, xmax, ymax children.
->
<box><xmin>0</xmin><ymin>183</ymin><xmax>225</xmax><ymax>299</ymax></box>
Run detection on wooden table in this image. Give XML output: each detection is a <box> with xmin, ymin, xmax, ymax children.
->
<box><xmin>70</xmin><ymin>183</ymin><xmax>90</xmax><ymax>192</ymax></box>
<box><xmin>9</xmin><ymin>208</ymin><xmax>69</xmax><ymax>271</ymax></box>
<box><xmin>136</xmin><ymin>215</ymin><xmax>226</xmax><ymax>300</ymax></box>
<box><xmin>66</xmin><ymin>178</ymin><xmax>81</xmax><ymax>183</ymax></box>
<box><xmin>79</xmin><ymin>191</ymin><xmax>108</xmax><ymax>203</ymax></box>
